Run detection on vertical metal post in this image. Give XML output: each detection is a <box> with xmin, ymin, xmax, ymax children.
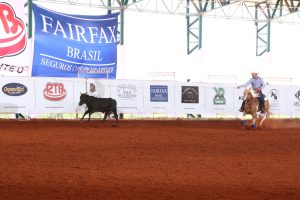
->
<box><xmin>28</xmin><ymin>0</ymin><xmax>32</xmax><ymax>39</ymax></box>
<box><xmin>267</xmin><ymin>2</ymin><xmax>271</xmax><ymax>52</ymax></box>
<box><xmin>186</xmin><ymin>0</ymin><xmax>202</xmax><ymax>54</ymax></box>
<box><xmin>198</xmin><ymin>15</ymin><xmax>202</xmax><ymax>49</ymax></box>
<box><xmin>120</xmin><ymin>8</ymin><xmax>124</xmax><ymax>45</ymax></box>
<box><xmin>255</xmin><ymin>3</ymin><xmax>258</xmax><ymax>56</ymax></box>
<box><xmin>186</xmin><ymin>0</ymin><xmax>190</xmax><ymax>54</ymax></box>
<box><xmin>255</xmin><ymin>2</ymin><xmax>271</xmax><ymax>56</ymax></box>
<box><xmin>279</xmin><ymin>0</ymin><xmax>283</xmax><ymax>16</ymax></box>
<box><xmin>107</xmin><ymin>0</ymin><xmax>112</xmax><ymax>14</ymax></box>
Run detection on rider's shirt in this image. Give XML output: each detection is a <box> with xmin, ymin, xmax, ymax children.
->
<box><xmin>240</xmin><ymin>77</ymin><xmax>265</xmax><ymax>90</ymax></box>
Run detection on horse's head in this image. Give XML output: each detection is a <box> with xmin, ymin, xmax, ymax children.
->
<box><xmin>79</xmin><ymin>93</ymin><xmax>89</xmax><ymax>106</ymax></box>
<box><xmin>243</xmin><ymin>88</ymin><xmax>259</xmax><ymax>99</ymax></box>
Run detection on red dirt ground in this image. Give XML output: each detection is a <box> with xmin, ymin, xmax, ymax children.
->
<box><xmin>1</xmin><ymin>119</ymin><xmax>300</xmax><ymax>200</ymax></box>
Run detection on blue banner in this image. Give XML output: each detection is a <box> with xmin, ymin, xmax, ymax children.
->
<box><xmin>32</xmin><ymin>4</ymin><xmax>118</xmax><ymax>78</ymax></box>
<box><xmin>150</xmin><ymin>85</ymin><xmax>168</xmax><ymax>102</ymax></box>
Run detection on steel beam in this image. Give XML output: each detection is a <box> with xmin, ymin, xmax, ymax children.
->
<box><xmin>255</xmin><ymin>2</ymin><xmax>271</xmax><ymax>56</ymax></box>
<box><xmin>28</xmin><ymin>0</ymin><xmax>33</xmax><ymax>39</ymax></box>
<box><xmin>186</xmin><ymin>0</ymin><xmax>203</xmax><ymax>54</ymax></box>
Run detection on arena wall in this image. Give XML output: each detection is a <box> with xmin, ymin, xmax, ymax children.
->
<box><xmin>1</xmin><ymin>77</ymin><xmax>300</xmax><ymax>116</ymax></box>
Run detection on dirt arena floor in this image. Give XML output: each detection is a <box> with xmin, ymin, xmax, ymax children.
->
<box><xmin>1</xmin><ymin>118</ymin><xmax>300</xmax><ymax>200</ymax></box>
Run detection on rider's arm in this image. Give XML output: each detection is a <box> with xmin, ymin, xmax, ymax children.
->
<box><xmin>238</xmin><ymin>78</ymin><xmax>252</xmax><ymax>88</ymax></box>
<box><xmin>260</xmin><ymin>77</ymin><xmax>266</xmax><ymax>89</ymax></box>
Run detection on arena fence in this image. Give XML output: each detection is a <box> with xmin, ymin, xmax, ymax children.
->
<box><xmin>1</xmin><ymin>77</ymin><xmax>300</xmax><ymax>119</ymax></box>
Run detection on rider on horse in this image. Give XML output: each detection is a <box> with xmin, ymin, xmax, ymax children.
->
<box><xmin>237</xmin><ymin>72</ymin><xmax>266</xmax><ymax>113</ymax></box>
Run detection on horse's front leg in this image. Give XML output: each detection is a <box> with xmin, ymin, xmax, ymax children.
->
<box><xmin>251</xmin><ymin>114</ymin><xmax>257</xmax><ymax>128</ymax></box>
<box><xmin>241</xmin><ymin>112</ymin><xmax>247</xmax><ymax>127</ymax></box>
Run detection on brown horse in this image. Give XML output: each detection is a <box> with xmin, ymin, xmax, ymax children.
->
<box><xmin>241</xmin><ymin>88</ymin><xmax>270</xmax><ymax>128</ymax></box>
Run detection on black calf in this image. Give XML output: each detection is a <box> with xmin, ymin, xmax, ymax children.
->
<box><xmin>79</xmin><ymin>93</ymin><xmax>119</xmax><ymax>127</ymax></box>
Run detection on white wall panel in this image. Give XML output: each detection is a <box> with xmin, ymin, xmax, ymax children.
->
<box><xmin>286</xmin><ymin>86</ymin><xmax>300</xmax><ymax>115</ymax></box>
<box><xmin>109</xmin><ymin>80</ymin><xmax>144</xmax><ymax>114</ymax></box>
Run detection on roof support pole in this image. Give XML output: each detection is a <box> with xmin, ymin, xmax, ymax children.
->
<box><xmin>28</xmin><ymin>0</ymin><xmax>33</xmax><ymax>39</ymax></box>
<box><xmin>186</xmin><ymin>0</ymin><xmax>202</xmax><ymax>55</ymax></box>
<box><xmin>119</xmin><ymin>8</ymin><xmax>124</xmax><ymax>45</ymax></box>
<box><xmin>107</xmin><ymin>0</ymin><xmax>124</xmax><ymax>45</ymax></box>
<box><xmin>255</xmin><ymin>2</ymin><xmax>271</xmax><ymax>56</ymax></box>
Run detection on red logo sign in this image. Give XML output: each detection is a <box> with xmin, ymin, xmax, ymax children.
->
<box><xmin>0</xmin><ymin>3</ymin><xmax>27</xmax><ymax>58</ymax></box>
<box><xmin>43</xmin><ymin>82</ymin><xmax>67</xmax><ymax>101</ymax></box>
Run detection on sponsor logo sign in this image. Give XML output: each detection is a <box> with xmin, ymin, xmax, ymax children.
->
<box><xmin>32</xmin><ymin>4</ymin><xmax>119</xmax><ymax>78</ymax></box>
<box><xmin>150</xmin><ymin>85</ymin><xmax>168</xmax><ymax>102</ymax></box>
<box><xmin>213</xmin><ymin>87</ymin><xmax>226</xmax><ymax>105</ymax></box>
<box><xmin>0</xmin><ymin>2</ymin><xmax>27</xmax><ymax>58</ymax></box>
<box><xmin>117</xmin><ymin>84</ymin><xmax>137</xmax><ymax>98</ymax></box>
<box><xmin>43</xmin><ymin>82</ymin><xmax>67</xmax><ymax>101</ymax></box>
<box><xmin>2</xmin><ymin>83</ymin><xmax>27</xmax><ymax>96</ymax></box>
<box><xmin>0</xmin><ymin>63</ymin><xmax>27</xmax><ymax>73</ymax></box>
<box><xmin>294</xmin><ymin>90</ymin><xmax>300</xmax><ymax>106</ymax></box>
<box><xmin>268</xmin><ymin>89</ymin><xmax>279</xmax><ymax>107</ymax></box>
<box><xmin>181</xmin><ymin>86</ymin><xmax>198</xmax><ymax>103</ymax></box>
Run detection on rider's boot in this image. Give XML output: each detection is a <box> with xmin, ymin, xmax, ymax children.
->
<box><xmin>259</xmin><ymin>102</ymin><xmax>265</xmax><ymax>113</ymax></box>
<box><xmin>239</xmin><ymin>101</ymin><xmax>245</xmax><ymax>112</ymax></box>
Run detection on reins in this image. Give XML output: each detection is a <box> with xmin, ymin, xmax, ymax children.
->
<box><xmin>246</xmin><ymin>96</ymin><xmax>256</xmax><ymax>104</ymax></box>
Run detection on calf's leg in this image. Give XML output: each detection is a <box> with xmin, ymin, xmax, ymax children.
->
<box><xmin>112</xmin><ymin>109</ymin><xmax>119</xmax><ymax>127</ymax></box>
<box><xmin>80</xmin><ymin>110</ymin><xmax>90</xmax><ymax>121</ymax></box>
<box><xmin>103</xmin><ymin>112</ymin><xmax>110</xmax><ymax>121</ymax></box>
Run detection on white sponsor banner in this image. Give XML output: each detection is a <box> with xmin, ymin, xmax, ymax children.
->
<box><xmin>175</xmin><ymin>82</ymin><xmax>205</xmax><ymax>115</ymax></box>
<box><xmin>0</xmin><ymin>1</ymin><xmax>31</xmax><ymax>74</ymax></box>
<box><xmin>143</xmin><ymin>81</ymin><xmax>175</xmax><ymax>114</ymax></box>
<box><xmin>1</xmin><ymin>77</ymin><xmax>300</xmax><ymax>116</ymax></box>
<box><xmin>264</xmin><ymin>85</ymin><xmax>287</xmax><ymax>114</ymax></box>
<box><xmin>286</xmin><ymin>86</ymin><xmax>300</xmax><ymax>115</ymax></box>
<box><xmin>109</xmin><ymin>80</ymin><xmax>144</xmax><ymax>114</ymax></box>
<box><xmin>0</xmin><ymin>62</ymin><xmax>30</xmax><ymax>76</ymax></box>
<box><xmin>204</xmin><ymin>83</ymin><xmax>235</xmax><ymax>114</ymax></box>
<box><xmin>34</xmin><ymin>77</ymin><xmax>75</xmax><ymax>113</ymax></box>
<box><xmin>0</xmin><ymin>76</ymin><xmax>35</xmax><ymax>113</ymax></box>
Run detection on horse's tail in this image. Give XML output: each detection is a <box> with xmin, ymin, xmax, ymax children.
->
<box><xmin>259</xmin><ymin>100</ymin><xmax>271</xmax><ymax>126</ymax></box>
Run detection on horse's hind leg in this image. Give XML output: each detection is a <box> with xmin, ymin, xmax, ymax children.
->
<box><xmin>259</xmin><ymin>112</ymin><xmax>267</xmax><ymax>126</ymax></box>
<box><xmin>251</xmin><ymin>115</ymin><xmax>257</xmax><ymax>128</ymax></box>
